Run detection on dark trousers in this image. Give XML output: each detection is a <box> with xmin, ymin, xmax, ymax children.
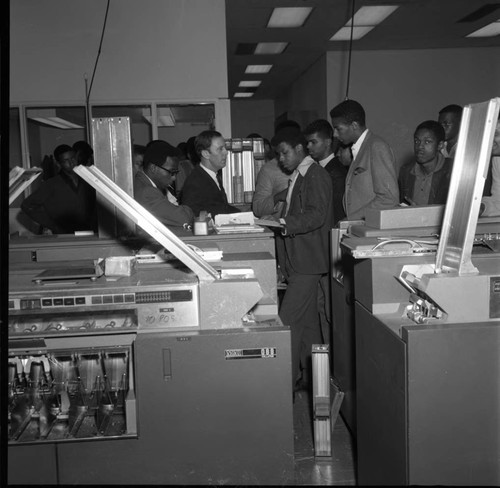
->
<box><xmin>279</xmin><ymin>268</ymin><xmax>323</xmax><ymax>387</ymax></box>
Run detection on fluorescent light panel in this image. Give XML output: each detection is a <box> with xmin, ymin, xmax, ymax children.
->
<box><xmin>254</xmin><ymin>42</ymin><xmax>288</xmax><ymax>55</ymax></box>
<box><xmin>267</xmin><ymin>7</ymin><xmax>312</xmax><ymax>28</ymax></box>
<box><xmin>330</xmin><ymin>5</ymin><xmax>398</xmax><ymax>41</ymax></box>
<box><xmin>245</xmin><ymin>64</ymin><xmax>272</xmax><ymax>74</ymax></box>
<box><xmin>467</xmin><ymin>19</ymin><xmax>500</xmax><ymax>37</ymax></box>
<box><xmin>331</xmin><ymin>26</ymin><xmax>375</xmax><ymax>41</ymax></box>
<box><xmin>239</xmin><ymin>80</ymin><xmax>262</xmax><ymax>87</ymax></box>
<box><xmin>234</xmin><ymin>92</ymin><xmax>254</xmax><ymax>98</ymax></box>
<box><xmin>30</xmin><ymin>117</ymin><xmax>83</xmax><ymax>129</ymax></box>
<box><xmin>346</xmin><ymin>5</ymin><xmax>398</xmax><ymax>26</ymax></box>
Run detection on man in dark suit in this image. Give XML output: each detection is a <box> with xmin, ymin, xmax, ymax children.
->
<box><xmin>269</xmin><ymin>127</ymin><xmax>334</xmax><ymax>394</ymax></box>
<box><xmin>303</xmin><ymin>119</ymin><xmax>348</xmax><ymax>353</ymax></box>
<box><xmin>330</xmin><ymin>99</ymin><xmax>399</xmax><ymax>220</ymax></box>
<box><xmin>304</xmin><ymin>119</ymin><xmax>348</xmax><ymax>226</ymax></box>
<box><xmin>398</xmin><ymin>120</ymin><xmax>453</xmax><ymax>206</ymax></box>
<box><xmin>134</xmin><ymin>140</ymin><xmax>194</xmax><ymax>228</ymax></box>
<box><xmin>180</xmin><ymin>130</ymin><xmax>240</xmax><ymax>217</ymax></box>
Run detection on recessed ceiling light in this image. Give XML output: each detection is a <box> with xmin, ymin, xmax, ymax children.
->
<box><xmin>346</xmin><ymin>6</ymin><xmax>399</xmax><ymax>26</ymax></box>
<box><xmin>330</xmin><ymin>26</ymin><xmax>375</xmax><ymax>41</ymax></box>
<box><xmin>330</xmin><ymin>5</ymin><xmax>398</xmax><ymax>41</ymax></box>
<box><xmin>267</xmin><ymin>7</ymin><xmax>313</xmax><ymax>28</ymax></box>
<box><xmin>234</xmin><ymin>92</ymin><xmax>254</xmax><ymax>98</ymax></box>
<box><xmin>245</xmin><ymin>65</ymin><xmax>273</xmax><ymax>74</ymax></box>
<box><xmin>254</xmin><ymin>42</ymin><xmax>288</xmax><ymax>55</ymax></box>
<box><xmin>467</xmin><ymin>19</ymin><xmax>500</xmax><ymax>37</ymax></box>
<box><xmin>239</xmin><ymin>80</ymin><xmax>262</xmax><ymax>87</ymax></box>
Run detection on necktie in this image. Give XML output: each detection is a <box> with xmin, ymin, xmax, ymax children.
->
<box><xmin>216</xmin><ymin>171</ymin><xmax>228</xmax><ymax>204</ymax></box>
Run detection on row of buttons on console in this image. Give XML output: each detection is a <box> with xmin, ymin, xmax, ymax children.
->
<box><xmin>42</xmin><ymin>297</ymin><xmax>86</xmax><ymax>307</ymax></box>
<box><xmin>91</xmin><ymin>294</ymin><xmax>135</xmax><ymax>304</ymax></box>
<box><xmin>39</xmin><ymin>294</ymin><xmax>136</xmax><ymax>307</ymax></box>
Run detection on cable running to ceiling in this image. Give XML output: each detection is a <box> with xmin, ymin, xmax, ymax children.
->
<box><xmin>345</xmin><ymin>0</ymin><xmax>356</xmax><ymax>100</ymax></box>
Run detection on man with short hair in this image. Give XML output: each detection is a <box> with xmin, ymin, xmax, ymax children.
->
<box><xmin>438</xmin><ymin>104</ymin><xmax>463</xmax><ymax>159</ymax></box>
<box><xmin>21</xmin><ymin>144</ymin><xmax>97</xmax><ymax>234</ymax></box>
<box><xmin>303</xmin><ymin>119</ymin><xmax>348</xmax><ymax>352</ymax></box>
<box><xmin>180</xmin><ymin>130</ymin><xmax>240</xmax><ymax>217</ymax></box>
<box><xmin>134</xmin><ymin>139</ymin><xmax>194</xmax><ymax>228</ymax></box>
<box><xmin>330</xmin><ymin>99</ymin><xmax>399</xmax><ymax>220</ymax></box>
<box><xmin>398</xmin><ymin>120</ymin><xmax>453</xmax><ymax>206</ymax></box>
<box><xmin>252</xmin><ymin>137</ymin><xmax>291</xmax><ymax>219</ymax></box>
<box><xmin>304</xmin><ymin>119</ymin><xmax>348</xmax><ymax>226</ymax></box>
<box><xmin>270</xmin><ymin>127</ymin><xmax>334</xmax><ymax>395</ymax></box>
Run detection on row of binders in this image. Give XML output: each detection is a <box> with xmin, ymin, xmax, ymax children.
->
<box><xmin>222</xmin><ymin>138</ymin><xmax>266</xmax><ymax>205</ymax></box>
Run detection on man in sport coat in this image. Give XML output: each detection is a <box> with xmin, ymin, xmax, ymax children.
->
<box><xmin>330</xmin><ymin>99</ymin><xmax>399</xmax><ymax>220</ymax></box>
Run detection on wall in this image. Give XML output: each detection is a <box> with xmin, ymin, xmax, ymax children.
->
<box><xmin>158</xmin><ymin>123</ymin><xmax>211</xmax><ymax>147</ymax></box>
<box><xmin>230</xmin><ymin>99</ymin><xmax>275</xmax><ymax>140</ymax></box>
<box><xmin>275</xmin><ymin>47</ymin><xmax>499</xmax><ymax>166</ymax></box>
<box><xmin>10</xmin><ymin>0</ymin><xmax>227</xmax><ymax>104</ymax></box>
<box><xmin>275</xmin><ymin>54</ymin><xmax>328</xmax><ymax>130</ymax></box>
<box><xmin>327</xmin><ymin>47</ymin><xmax>500</xmax><ymax>166</ymax></box>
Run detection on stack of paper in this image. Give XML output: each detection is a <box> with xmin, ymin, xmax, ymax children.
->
<box><xmin>214</xmin><ymin>212</ymin><xmax>264</xmax><ymax>234</ymax></box>
<box><xmin>187</xmin><ymin>242</ymin><xmax>223</xmax><ymax>261</ymax></box>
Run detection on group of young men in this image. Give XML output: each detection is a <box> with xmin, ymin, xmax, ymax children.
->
<box><xmin>19</xmin><ymin>99</ymin><xmax>500</xmax><ymax>397</ymax></box>
<box><xmin>250</xmin><ymin>99</ymin><xmax>500</xmax><ymax>394</ymax></box>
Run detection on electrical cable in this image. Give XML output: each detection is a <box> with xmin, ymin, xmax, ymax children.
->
<box><xmin>86</xmin><ymin>0</ymin><xmax>111</xmax><ymax>104</ymax></box>
<box><xmin>345</xmin><ymin>0</ymin><xmax>356</xmax><ymax>100</ymax></box>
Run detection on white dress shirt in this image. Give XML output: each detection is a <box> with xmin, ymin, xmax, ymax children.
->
<box><xmin>351</xmin><ymin>129</ymin><xmax>369</xmax><ymax>161</ymax></box>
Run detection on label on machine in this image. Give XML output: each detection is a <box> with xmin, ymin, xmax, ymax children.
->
<box><xmin>224</xmin><ymin>347</ymin><xmax>277</xmax><ymax>360</ymax></box>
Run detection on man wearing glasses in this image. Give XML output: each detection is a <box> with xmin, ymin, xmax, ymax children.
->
<box><xmin>134</xmin><ymin>140</ymin><xmax>194</xmax><ymax>228</ymax></box>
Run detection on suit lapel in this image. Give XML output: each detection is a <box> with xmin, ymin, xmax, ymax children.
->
<box><xmin>347</xmin><ymin>131</ymin><xmax>371</xmax><ymax>182</ymax></box>
<box><xmin>289</xmin><ymin>173</ymin><xmax>304</xmax><ymax>212</ymax></box>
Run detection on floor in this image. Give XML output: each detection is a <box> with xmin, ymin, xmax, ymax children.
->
<box><xmin>291</xmin><ymin>388</ymin><xmax>357</xmax><ymax>485</ymax></box>
<box><xmin>276</xmin><ymin>287</ymin><xmax>357</xmax><ymax>485</ymax></box>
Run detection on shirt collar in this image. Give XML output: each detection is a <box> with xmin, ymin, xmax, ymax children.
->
<box><xmin>351</xmin><ymin>129</ymin><xmax>369</xmax><ymax>160</ymax></box>
<box><xmin>318</xmin><ymin>152</ymin><xmax>335</xmax><ymax>168</ymax></box>
<box><xmin>142</xmin><ymin>170</ymin><xmax>158</xmax><ymax>189</ymax></box>
<box><xmin>295</xmin><ymin>155</ymin><xmax>317</xmax><ymax>176</ymax></box>
<box><xmin>201</xmin><ymin>163</ymin><xmax>218</xmax><ymax>177</ymax></box>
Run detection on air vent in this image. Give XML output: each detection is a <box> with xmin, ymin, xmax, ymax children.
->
<box><xmin>458</xmin><ymin>3</ymin><xmax>500</xmax><ymax>22</ymax></box>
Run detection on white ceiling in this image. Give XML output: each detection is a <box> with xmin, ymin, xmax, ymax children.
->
<box><xmin>226</xmin><ymin>0</ymin><xmax>500</xmax><ymax>100</ymax></box>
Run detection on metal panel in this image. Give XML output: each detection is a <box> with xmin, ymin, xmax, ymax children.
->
<box><xmin>92</xmin><ymin>117</ymin><xmax>135</xmax><ymax>238</ymax></box>
<box><xmin>74</xmin><ymin>165</ymin><xmax>219</xmax><ymax>283</ymax></box>
<box><xmin>8</xmin><ymin>443</ymin><xmax>58</xmax><ymax>484</ymax></box>
<box><xmin>57</xmin><ymin>328</ymin><xmax>294</xmax><ymax>485</ymax></box>
<box><xmin>436</xmin><ymin>98</ymin><xmax>500</xmax><ymax>275</ymax></box>
<box><xmin>355</xmin><ymin>304</ymin><xmax>408</xmax><ymax>485</ymax></box>
<box><xmin>404</xmin><ymin>322</ymin><xmax>500</xmax><ymax>486</ymax></box>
